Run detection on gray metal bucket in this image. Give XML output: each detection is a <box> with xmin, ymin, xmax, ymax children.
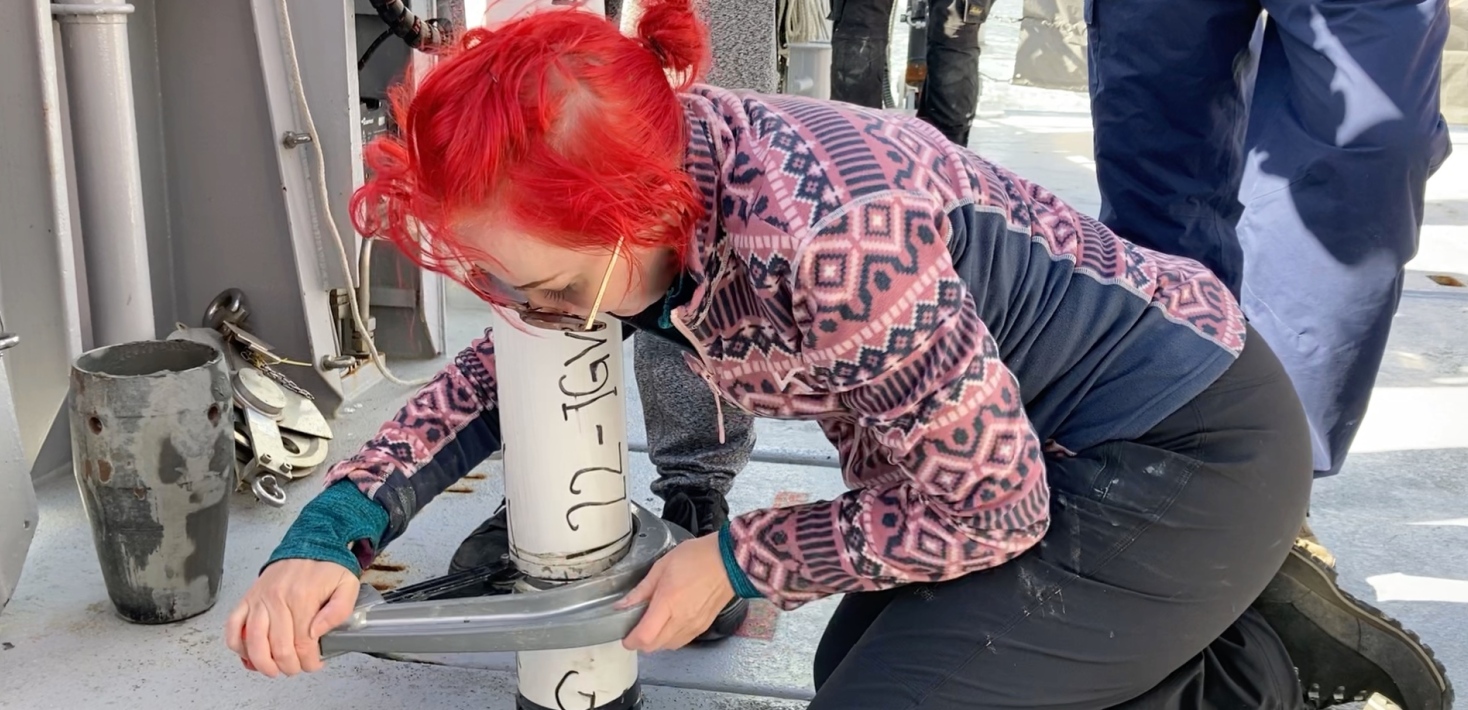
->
<box><xmin>68</xmin><ymin>340</ymin><xmax>233</xmax><ymax>624</ymax></box>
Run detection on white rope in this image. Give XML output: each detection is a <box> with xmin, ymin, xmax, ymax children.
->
<box><xmin>274</xmin><ymin>0</ymin><xmax>434</xmax><ymax>388</ymax></box>
<box><xmin>781</xmin><ymin>0</ymin><xmax>831</xmax><ymax>43</ymax></box>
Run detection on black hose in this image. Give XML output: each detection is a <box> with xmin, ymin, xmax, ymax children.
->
<box><xmin>368</xmin><ymin>0</ymin><xmax>450</xmax><ymax>51</ymax></box>
<box><xmin>358</xmin><ymin>28</ymin><xmax>395</xmax><ymax>71</ymax></box>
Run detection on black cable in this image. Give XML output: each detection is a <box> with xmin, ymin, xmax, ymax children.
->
<box><xmin>358</xmin><ymin>28</ymin><xmax>395</xmax><ymax>71</ymax></box>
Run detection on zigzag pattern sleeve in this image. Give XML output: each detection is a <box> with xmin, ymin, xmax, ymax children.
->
<box><xmin>321</xmin><ymin>328</ymin><xmax>503</xmax><ymax>549</ymax></box>
<box><xmin>725</xmin><ymin>192</ymin><xmax>1050</xmax><ymax>610</ymax></box>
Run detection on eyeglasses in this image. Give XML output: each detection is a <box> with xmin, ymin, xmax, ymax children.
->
<box><xmin>464</xmin><ymin>236</ymin><xmax>623</xmax><ymax>333</ymax></box>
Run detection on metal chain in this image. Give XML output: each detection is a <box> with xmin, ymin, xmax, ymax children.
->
<box><xmin>242</xmin><ymin>349</ymin><xmax>315</xmax><ymax>401</ymax></box>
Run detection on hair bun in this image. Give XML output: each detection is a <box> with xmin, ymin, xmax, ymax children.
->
<box><xmin>634</xmin><ymin>0</ymin><xmax>710</xmax><ymax>89</ymax></box>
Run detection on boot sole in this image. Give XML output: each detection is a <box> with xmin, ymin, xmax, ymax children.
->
<box><xmin>693</xmin><ymin>596</ymin><xmax>750</xmax><ymax>643</ymax></box>
<box><xmin>1259</xmin><ymin>545</ymin><xmax>1453</xmax><ymax>710</ymax></box>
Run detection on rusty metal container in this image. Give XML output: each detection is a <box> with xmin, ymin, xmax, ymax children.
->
<box><xmin>69</xmin><ymin>340</ymin><xmax>233</xmax><ymax>624</ymax></box>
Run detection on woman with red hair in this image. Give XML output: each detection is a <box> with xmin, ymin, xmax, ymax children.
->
<box><xmin>224</xmin><ymin>2</ymin><xmax>1442</xmax><ymax>707</ymax></box>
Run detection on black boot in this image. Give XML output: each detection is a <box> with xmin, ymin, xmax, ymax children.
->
<box><xmin>660</xmin><ymin>488</ymin><xmax>731</xmax><ymax>539</ymax></box>
<box><xmin>659</xmin><ymin>488</ymin><xmax>751</xmax><ymax>643</ymax></box>
<box><xmin>1254</xmin><ymin>544</ymin><xmax>1454</xmax><ymax>710</ymax></box>
<box><xmin>443</xmin><ymin>499</ymin><xmax>519</xmax><ymax>598</ymax></box>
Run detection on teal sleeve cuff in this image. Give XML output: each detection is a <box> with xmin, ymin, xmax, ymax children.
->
<box><xmin>264</xmin><ymin>479</ymin><xmax>391</xmax><ymax>577</ymax></box>
<box><xmin>718</xmin><ymin>521</ymin><xmax>763</xmax><ymax>600</ymax></box>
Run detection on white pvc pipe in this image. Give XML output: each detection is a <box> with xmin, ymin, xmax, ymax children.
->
<box><xmin>494</xmin><ymin>313</ymin><xmax>634</xmax><ymax>579</ymax></box>
<box><xmin>516</xmin><ymin>642</ymin><xmax>639</xmax><ymax>709</ymax></box>
<box><xmin>474</xmin><ymin>3</ymin><xmax>633</xmax><ymax>705</ymax></box>
<box><xmin>491</xmin><ymin>308</ymin><xmax>639</xmax><ymax>709</ymax></box>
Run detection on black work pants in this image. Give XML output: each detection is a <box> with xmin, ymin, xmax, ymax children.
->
<box><xmin>809</xmin><ymin>325</ymin><xmax>1314</xmax><ymax>708</ymax></box>
<box><xmin>829</xmin><ymin>0</ymin><xmax>988</xmax><ymax>144</ymax></box>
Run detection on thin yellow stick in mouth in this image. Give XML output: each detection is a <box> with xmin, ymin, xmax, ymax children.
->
<box><xmin>583</xmin><ymin>235</ymin><xmax>624</xmax><ymax>331</ymax></box>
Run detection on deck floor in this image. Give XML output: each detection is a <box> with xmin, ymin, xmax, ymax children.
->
<box><xmin>3</xmin><ymin>9</ymin><xmax>1467</xmax><ymax>705</ymax></box>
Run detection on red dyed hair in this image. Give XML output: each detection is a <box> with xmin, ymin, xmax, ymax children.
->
<box><xmin>349</xmin><ymin>0</ymin><xmax>712</xmax><ymax>300</ymax></box>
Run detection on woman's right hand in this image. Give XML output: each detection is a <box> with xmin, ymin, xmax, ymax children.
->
<box><xmin>223</xmin><ymin>558</ymin><xmax>360</xmax><ymax>677</ymax></box>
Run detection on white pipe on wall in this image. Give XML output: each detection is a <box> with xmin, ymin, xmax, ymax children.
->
<box><xmin>491</xmin><ymin>308</ymin><xmax>640</xmax><ymax>710</ymax></box>
<box><xmin>52</xmin><ymin>0</ymin><xmax>157</xmax><ymax>346</ymax></box>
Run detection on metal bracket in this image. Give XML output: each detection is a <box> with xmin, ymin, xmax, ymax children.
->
<box><xmin>320</xmin><ymin>354</ymin><xmax>359</xmax><ymax>371</ymax></box>
<box><xmin>0</xmin><ymin>310</ymin><xmax>17</xmax><ymax>353</ymax></box>
<box><xmin>319</xmin><ymin>504</ymin><xmax>676</xmax><ymax>658</ymax></box>
<box><xmin>903</xmin><ymin>0</ymin><xmax>929</xmax><ymax>28</ymax></box>
<box><xmin>281</xmin><ymin>131</ymin><xmax>314</xmax><ymax>148</ymax></box>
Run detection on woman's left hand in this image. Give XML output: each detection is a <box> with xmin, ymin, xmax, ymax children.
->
<box><xmin>617</xmin><ymin>534</ymin><xmax>735</xmax><ymax>652</ymax></box>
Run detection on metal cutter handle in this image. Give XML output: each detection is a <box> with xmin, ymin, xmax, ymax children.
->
<box><xmin>319</xmin><ymin>503</ymin><xmax>678</xmax><ymax>658</ymax></box>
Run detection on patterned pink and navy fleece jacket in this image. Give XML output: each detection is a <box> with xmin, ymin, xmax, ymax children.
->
<box><xmin>273</xmin><ymin>86</ymin><xmax>1245</xmax><ymax>610</ymax></box>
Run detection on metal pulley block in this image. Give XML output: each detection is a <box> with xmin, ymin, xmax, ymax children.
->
<box><xmin>170</xmin><ymin>288</ymin><xmax>334</xmax><ymax>507</ymax></box>
<box><xmin>234</xmin><ymin>376</ymin><xmax>293</xmax><ymax>508</ymax></box>
<box><xmin>229</xmin><ymin>358</ymin><xmax>333</xmax><ymax>507</ymax></box>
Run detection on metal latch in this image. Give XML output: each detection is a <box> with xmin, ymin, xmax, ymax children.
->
<box><xmin>319</xmin><ymin>503</ymin><xmax>677</xmax><ymax>658</ymax></box>
<box><xmin>0</xmin><ymin>311</ymin><xmax>17</xmax><ymax>353</ymax></box>
<box><xmin>903</xmin><ymin>0</ymin><xmax>929</xmax><ymax>29</ymax></box>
